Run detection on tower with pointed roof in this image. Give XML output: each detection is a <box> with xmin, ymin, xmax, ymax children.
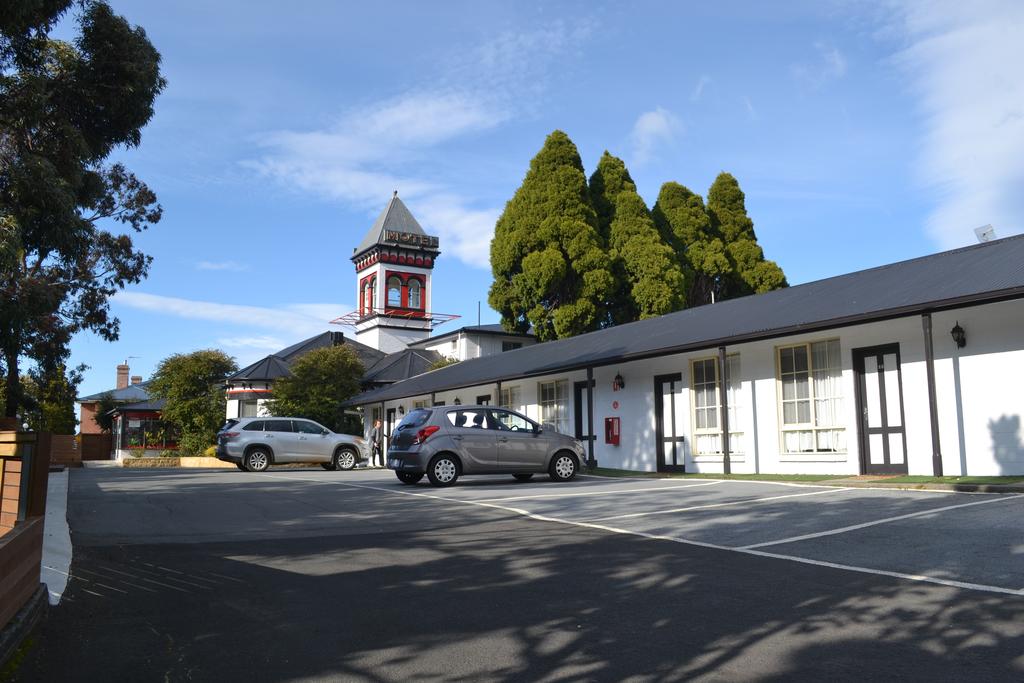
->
<box><xmin>351</xmin><ymin>192</ymin><xmax>441</xmax><ymax>353</ymax></box>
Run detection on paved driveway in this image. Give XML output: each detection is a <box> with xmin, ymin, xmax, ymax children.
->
<box><xmin>12</xmin><ymin>468</ymin><xmax>1024</xmax><ymax>682</ymax></box>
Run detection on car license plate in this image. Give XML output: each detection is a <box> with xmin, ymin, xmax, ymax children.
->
<box><xmin>389</xmin><ymin>458</ymin><xmax>401</xmax><ymax>468</ymax></box>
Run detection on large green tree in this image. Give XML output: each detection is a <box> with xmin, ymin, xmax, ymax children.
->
<box><xmin>149</xmin><ymin>350</ymin><xmax>237</xmax><ymax>455</ymax></box>
<box><xmin>0</xmin><ymin>1</ymin><xmax>165</xmax><ymax>417</ymax></box>
<box><xmin>707</xmin><ymin>173</ymin><xmax>787</xmax><ymax>297</ymax></box>
<box><xmin>589</xmin><ymin>152</ymin><xmax>685</xmax><ymax>323</ymax></box>
<box><xmin>21</xmin><ymin>362</ymin><xmax>82</xmax><ymax>433</ymax></box>
<box><xmin>489</xmin><ymin>130</ymin><xmax>615</xmax><ymax>341</ymax></box>
<box><xmin>652</xmin><ymin>181</ymin><xmax>732</xmax><ymax>307</ymax></box>
<box><xmin>267</xmin><ymin>345</ymin><xmax>364</xmax><ymax>434</ymax></box>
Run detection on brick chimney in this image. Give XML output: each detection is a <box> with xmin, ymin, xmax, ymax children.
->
<box><xmin>116</xmin><ymin>363</ymin><xmax>130</xmax><ymax>390</ymax></box>
<box><xmin>130</xmin><ymin>375</ymin><xmax>143</xmax><ymax>385</ymax></box>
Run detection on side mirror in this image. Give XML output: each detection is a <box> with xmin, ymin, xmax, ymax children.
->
<box><xmin>321</xmin><ymin>429</ymin><xmax>330</xmax><ymax>436</ymax></box>
<box><xmin>534</xmin><ymin>426</ymin><xmax>543</xmax><ymax>434</ymax></box>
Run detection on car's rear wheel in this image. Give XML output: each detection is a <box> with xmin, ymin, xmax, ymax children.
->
<box><xmin>244</xmin><ymin>448</ymin><xmax>271</xmax><ymax>473</ymax></box>
<box><xmin>549</xmin><ymin>452</ymin><xmax>578</xmax><ymax>482</ymax></box>
<box><xmin>426</xmin><ymin>454</ymin><xmax>459</xmax><ymax>487</ymax></box>
<box><xmin>333</xmin><ymin>447</ymin><xmax>357</xmax><ymax>471</ymax></box>
<box><xmin>513</xmin><ymin>473</ymin><xmax>534</xmax><ymax>482</ymax></box>
<box><xmin>397</xmin><ymin>471</ymin><xmax>424</xmax><ymax>485</ymax></box>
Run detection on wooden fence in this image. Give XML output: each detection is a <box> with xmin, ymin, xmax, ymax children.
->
<box><xmin>0</xmin><ymin>430</ymin><xmax>51</xmax><ymax>636</ymax></box>
<box><xmin>80</xmin><ymin>433</ymin><xmax>113</xmax><ymax>461</ymax></box>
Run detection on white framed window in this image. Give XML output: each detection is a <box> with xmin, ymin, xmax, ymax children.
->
<box><xmin>690</xmin><ymin>355</ymin><xmax>742</xmax><ymax>455</ymax></box>
<box><xmin>408</xmin><ymin>279</ymin><xmax>422</xmax><ymax>308</ymax></box>
<box><xmin>413</xmin><ymin>400</ymin><xmax>428</xmax><ymax>409</ymax></box>
<box><xmin>777</xmin><ymin>339</ymin><xmax>845</xmax><ymax>453</ymax></box>
<box><xmin>499</xmin><ymin>386</ymin><xmax>521</xmax><ymax>412</ymax></box>
<box><xmin>538</xmin><ymin>380</ymin><xmax>569</xmax><ymax>434</ymax></box>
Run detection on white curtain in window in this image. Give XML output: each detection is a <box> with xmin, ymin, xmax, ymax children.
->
<box><xmin>812</xmin><ymin>340</ymin><xmax>841</xmax><ymax>428</ymax></box>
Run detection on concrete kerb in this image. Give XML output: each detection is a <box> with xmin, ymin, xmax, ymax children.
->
<box><xmin>579</xmin><ymin>472</ymin><xmax>1024</xmax><ymax>494</ymax></box>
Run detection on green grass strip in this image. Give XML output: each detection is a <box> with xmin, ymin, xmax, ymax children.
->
<box><xmin>869</xmin><ymin>475</ymin><xmax>1024</xmax><ymax>485</ymax></box>
<box><xmin>588</xmin><ymin>467</ymin><xmax>848</xmax><ymax>482</ymax></box>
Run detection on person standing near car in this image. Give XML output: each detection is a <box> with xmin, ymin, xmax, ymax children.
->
<box><xmin>369</xmin><ymin>419</ymin><xmax>383</xmax><ymax>467</ymax></box>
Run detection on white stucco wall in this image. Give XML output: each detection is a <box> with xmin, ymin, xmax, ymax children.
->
<box><xmin>366</xmin><ymin>298</ymin><xmax>1024</xmax><ymax>476</ymax></box>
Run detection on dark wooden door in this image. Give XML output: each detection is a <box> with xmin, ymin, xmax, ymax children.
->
<box><xmin>853</xmin><ymin>344</ymin><xmax>908</xmax><ymax>475</ymax></box>
<box><xmin>654</xmin><ymin>373</ymin><xmax>686</xmax><ymax>473</ymax></box>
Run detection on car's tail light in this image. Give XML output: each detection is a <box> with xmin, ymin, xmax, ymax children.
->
<box><xmin>412</xmin><ymin>425</ymin><xmax>440</xmax><ymax>445</ymax></box>
<box><xmin>222</xmin><ymin>431</ymin><xmax>240</xmax><ymax>440</ymax></box>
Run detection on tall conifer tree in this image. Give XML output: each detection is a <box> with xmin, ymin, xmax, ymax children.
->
<box><xmin>707</xmin><ymin>173</ymin><xmax>787</xmax><ymax>296</ymax></box>
<box><xmin>652</xmin><ymin>182</ymin><xmax>732</xmax><ymax>306</ymax></box>
<box><xmin>589</xmin><ymin>152</ymin><xmax>685</xmax><ymax>322</ymax></box>
<box><xmin>489</xmin><ymin>131</ymin><xmax>614</xmax><ymax>340</ymax></box>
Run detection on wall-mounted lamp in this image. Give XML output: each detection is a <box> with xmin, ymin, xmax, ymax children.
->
<box><xmin>612</xmin><ymin>373</ymin><xmax>625</xmax><ymax>391</ymax></box>
<box><xmin>453</xmin><ymin>397</ymin><xmax>462</xmax><ymax>406</ymax></box>
<box><xmin>950</xmin><ymin>321</ymin><xmax>967</xmax><ymax>349</ymax></box>
<box><xmin>398</xmin><ymin>405</ymin><xmax>405</xmax><ymax>415</ymax></box>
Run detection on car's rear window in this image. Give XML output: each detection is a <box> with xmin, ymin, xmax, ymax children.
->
<box><xmin>243</xmin><ymin>420</ymin><xmax>266</xmax><ymax>431</ymax></box>
<box><xmin>264</xmin><ymin>419</ymin><xmax>294</xmax><ymax>433</ymax></box>
<box><xmin>220</xmin><ymin>419</ymin><xmax>239</xmax><ymax>432</ymax></box>
<box><xmin>397</xmin><ymin>409</ymin><xmax>431</xmax><ymax>430</ymax></box>
<box><xmin>447</xmin><ymin>409</ymin><xmax>489</xmax><ymax>429</ymax></box>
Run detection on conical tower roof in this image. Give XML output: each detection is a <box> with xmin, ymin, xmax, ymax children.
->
<box><xmin>353</xmin><ymin>192</ymin><xmax>435</xmax><ymax>259</ymax></box>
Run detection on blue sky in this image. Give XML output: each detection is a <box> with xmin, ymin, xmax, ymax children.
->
<box><xmin>69</xmin><ymin>0</ymin><xmax>1024</xmax><ymax>396</ymax></box>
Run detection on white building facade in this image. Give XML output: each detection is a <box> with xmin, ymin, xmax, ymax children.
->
<box><xmin>352</xmin><ymin>238</ymin><xmax>1024</xmax><ymax>477</ymax></box>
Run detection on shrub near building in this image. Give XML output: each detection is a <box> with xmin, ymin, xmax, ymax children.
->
<box><xmin>266</xmin><ymin>345</ymin><xmax>364</xmax><ymax>434</ymax></box>
<box><xmin>149</xmin><ymin>350</ymin><xmax>237</xmax><ymax>454</ymax></box>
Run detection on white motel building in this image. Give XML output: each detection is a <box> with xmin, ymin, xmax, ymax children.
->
<box><xmin>348</xmin><ymin>233</ymin><xmax>1024</xmax><ymax>478</ymax></box>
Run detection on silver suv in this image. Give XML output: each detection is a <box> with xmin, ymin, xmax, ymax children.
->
<box><xmin>217</xmin><ymin>417</ymin><xmax>367</xmax><ymax>472</ymax></box>
<box><xmin>386</xmin><ymin>406</ymin><xmax>586</xmax><ymax>487</ymax></box>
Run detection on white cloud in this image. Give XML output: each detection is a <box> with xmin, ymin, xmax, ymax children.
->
<box><xmin>216</xmin><ymin>335</ymin><xmax>287</xmax><ymax>351</ymax></box>
<box><xmin>741</xmin><ymin>96</ymin><xmax>759</xmax><ymax>122</ymax></box>
<box><xmin>196</xmin><ymin>260</ymin><xmax>248</xmax><ymax>272</ymax></box>
<box><xmin>628</xmin><ymin>107</ymin><xmax>683</xmax><ymax>166</ymax></box>
<box><xmin>114</xmin><ymin>292</ymin><xmax>350</xmax><ymax>339</ymax></box>
<box><xmin>690</xmin><ymin>75</ymin><xmax>712</xmax><ymax>102</ymax></box>
<box><xmin>886</xmin><ymin>0</ymin><xmax>1024</xmax><ymax>247</ymax></box>
<box><xmin>791</xmin><ymin>41</ymin><xmax>848</xmax><ymax>89</ymax></box>
<box><xmin>244</xmin><ymin>24</ymin><xmax>595</xmax><ymax>269</ymax></box>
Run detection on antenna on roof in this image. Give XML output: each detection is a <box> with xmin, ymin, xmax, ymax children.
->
<box><xmin>974</xmin><ymin>224</ymin><xmax>996</xmax><ymax>243</ymax></box>
<box><xmin>393</xmin><ymin>189</ymin><xmax>398</xmax><ymax>198</ymax></box>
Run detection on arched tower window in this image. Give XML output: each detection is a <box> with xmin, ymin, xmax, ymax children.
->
<box><xmin>362</xmin><ymin>277</ymin><xmax>376</xmax><ymax>316</ymax></box>
<box><xmin>408</xmin><ymin>278</ymin><xmax>422</xmax><ymax>309</ymax></box>
<box><xmin>387</xmin><ymin>276</ymin><xmax>402</xmax><ymax>307</ymax></box>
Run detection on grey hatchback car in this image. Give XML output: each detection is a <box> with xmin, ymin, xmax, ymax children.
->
<box><xmin>386</xmin><ymin>406</ymin><xmax>586</xmax><ymax>487</ymax></box>
<box><xmin>217</xmin><ymin>417</ymin><xmax>367</xmax><ymax>472</ymax></box>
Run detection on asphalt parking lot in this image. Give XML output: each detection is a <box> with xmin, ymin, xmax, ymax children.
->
<box><xmin>11</xmin><ymin>468</ymin><xmax>1024</xmax><ymax>681</ymax></box>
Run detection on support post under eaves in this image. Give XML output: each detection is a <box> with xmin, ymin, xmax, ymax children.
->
<box><xmin>922</xmin><ymin>313</ymin><xmax>944</xmax><ymax>476</ymax></box>
<box><xmin>719</xmin><ymin>346</ymin><xmax>731</xmax><ymax>475</ymax></box>
<box><xmin>586</xmin><ymin>367</ymin><xmax>596</xmax><ymax>469</ymax></box>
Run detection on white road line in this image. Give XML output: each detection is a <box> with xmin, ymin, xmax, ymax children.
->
<box><xmin>740</xmin><ymin>494</ymin><xmax>1024</xmax><ymax>549</ymax></box>
<box><xmin>476</xmin><ymin>480</ymin><xmax>723</xmax><ymax>502</ymax></box>
<box><xmin>588</xmin><ymin>487</ymin><xmax>851</xmax><ymax>522</ymax></box>
<box><xmin>255</xmin><ymin>473</ymin><xmax>1024</xmax><ymax>596</ymax></box>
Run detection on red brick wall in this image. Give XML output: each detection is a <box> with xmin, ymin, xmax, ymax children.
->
<box><xmin>79</xmin><ymin>402</ymin><xmax>102</xmax><ymax>435</ymax></box>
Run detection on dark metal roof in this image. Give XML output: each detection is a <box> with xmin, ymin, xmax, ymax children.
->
<box><xmin>112</xmin><ymin>398</ymin><xmax>165</xmax><ymax>413</ymax></box>
<box><xmin>352</xmin><ymin>193</ymin><xmax>435</xmax><ymax>259</ymax></box>
<box><xmin>405</xmin><ymin>324</ymin><xmax>535</xmax><ymax>347</ymax></box>
<box><xmin>348</xmin><ymin>234</ymin><xmax>1024</xmax><ymax>406</ymax></box>
<box><xmin>229</xmin><ymin>355</ymin><xmax>294</xmax><ymax>381</ymax></box>
<box><xmin>363</xmin><ymin>349</ymin><xmax>443</xmax><ymax>385</ymax></box>
<box><xmin>228</xmin><ymin>332</ymin><xmax>386</xmax><ymax>382</ymax></box>
<box><xmin>79</xmin><ymin>381</ymin><xmax>151</xmax><ymax>403</ymax></box>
